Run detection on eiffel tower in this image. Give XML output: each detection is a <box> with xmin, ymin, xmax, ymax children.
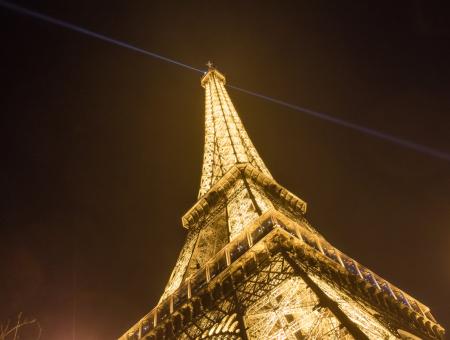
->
<box><xmin>120</xmin><ymin>64</ymin><xmax>445</xmax><ymax>340</ymax></box>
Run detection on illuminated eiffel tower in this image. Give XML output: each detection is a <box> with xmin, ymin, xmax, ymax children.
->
<box><xmin>121</xmin><ymin>64</ymin><xmax>445</xmax><ymax>340</ymax></box>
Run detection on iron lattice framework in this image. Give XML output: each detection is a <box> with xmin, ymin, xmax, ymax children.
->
<box><xmin>120</xmin><ymin>66</ymin><xmax>445</xmax><ymax>340</ymax></box>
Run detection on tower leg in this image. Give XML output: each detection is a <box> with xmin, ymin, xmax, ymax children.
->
<box><xmin>282</xmin><ymin>250</ymin><xmax>370</xmax><ymax>340</ymax></box>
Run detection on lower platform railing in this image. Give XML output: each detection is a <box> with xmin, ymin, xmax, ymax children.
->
<box><xmin>122</xmin><ymin>209</ymin><xmax>435</xmax><ymax>339</ymax></box>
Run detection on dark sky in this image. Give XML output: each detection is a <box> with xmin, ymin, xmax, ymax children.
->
<box><xmin>1</xmin><ymin>1</ymin><xmax>449</xmax><ymax>339</ymax></box>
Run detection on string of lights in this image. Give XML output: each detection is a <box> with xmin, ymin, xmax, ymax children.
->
<box><xmin>1</xmin><ymin>0</ymin><xmax>449</xmax><ymax>161</ymax></box>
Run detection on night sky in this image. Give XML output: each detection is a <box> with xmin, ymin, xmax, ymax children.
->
<box><xmin>1</xmin><ymin>1</ymin><xmax>449</xmax><ymax>339</ymax></box>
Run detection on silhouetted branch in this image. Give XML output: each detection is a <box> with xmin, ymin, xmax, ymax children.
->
<box><xmin>0</xmin><ymin>313</ymin><xmax>41</xmax><ymax>340</ymax></box>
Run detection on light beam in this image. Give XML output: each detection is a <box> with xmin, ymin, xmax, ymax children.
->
<box><xmin>1</xmin><ymin>0</ymin><xmax>449</xmax><ymax>162</ymax></box>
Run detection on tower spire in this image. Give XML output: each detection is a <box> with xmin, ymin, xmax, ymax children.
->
<box><xmin>198</xmin><ymin>66</ymin><xmax>272</xmax><ymax>197</ymax></box>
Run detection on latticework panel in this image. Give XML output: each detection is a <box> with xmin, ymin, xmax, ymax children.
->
<box><xmin>160</xmin><ymin>230</ymin><xmax>199</xmax><ymax>302</ymax></box>
<box><xmin>176</xmin><ymin>298</ymin><xmax>243</xmax><ymax>340</ymax></box>
<box><xmin>227</xmin><ymin>182</ymin><xmax>257</xmax><ymax>240</ymax></box>
<box><xmin>197</xmin><ymin>313</ymin><xmax>241</xmax><ymax>339</ymax></box>
<box><xmin>227</xmin><ymin>181</ymin><xmax>272</xmax><ymax>240</ymax></box>
<box><xmin>309</xmin><ymin>274</ymin><xmax>397</xmax><ymax>340</ymax></box>
<box><xmin>172</xmin><ymin>255</ymin><xmax>293</xmax><ymax>340</ymax></box>
<box><xmin>244</xmin><ymin>277</ymin><xmax>353</xmax><ymax>339</ymax></box>
<box><xmin>237</xmin><ymin>254</ymin><xmax>397</xmax><ymax>340</ymax></box>
<box><xmin>184</xmin><ymin>211</ymin><xmax>229</xmax><ymax>279</ymax></box>
<box><xmin>236</xmin><ymin>255</ymin><xmax>293</xmax><ymax>308</ymax></box>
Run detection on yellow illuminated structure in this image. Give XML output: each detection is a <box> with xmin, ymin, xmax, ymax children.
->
<box><xmin>120</xmin><ymin>65</ymin><xmax>445</xmax><ymax>340</ymax></box>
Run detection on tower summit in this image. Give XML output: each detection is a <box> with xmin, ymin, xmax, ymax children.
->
<box><xmin>121</xmin><ymin>67</ymin><xmax>445</xmax><ymax>340</ymax></box>
<box><xmin>198</xmin><ymin>65</ymin><xmax>271</xmax><ymax>198</ymax></box>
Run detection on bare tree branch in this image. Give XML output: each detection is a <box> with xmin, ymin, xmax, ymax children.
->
<box><xmin>0</xmin><ymin>313</ymin><xmax>42</xmax><ymax>340</ymax></box>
